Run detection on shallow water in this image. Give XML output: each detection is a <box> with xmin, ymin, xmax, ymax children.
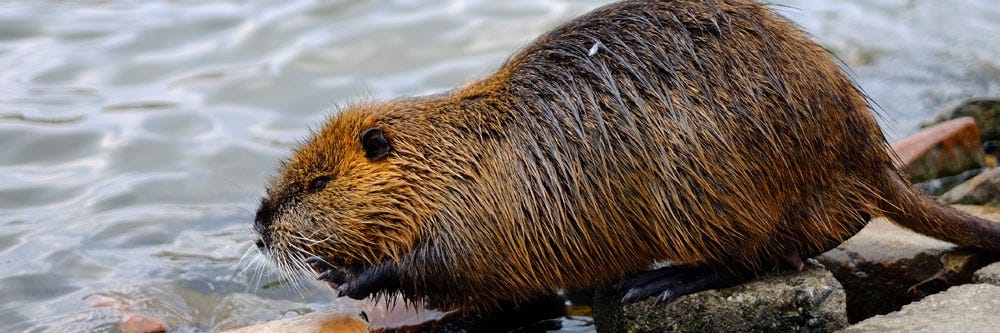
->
<box><xmin>1</xmin><ymin>0</ymin><xmax>998</xmax><ymax>331</ymax></box>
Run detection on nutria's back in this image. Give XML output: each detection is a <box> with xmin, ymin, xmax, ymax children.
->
<box><xmin>254</xmin><ymin>0</ymin><xmax>1000</xmax><ymax>310</ymax></box>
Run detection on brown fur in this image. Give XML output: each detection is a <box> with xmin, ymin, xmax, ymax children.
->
<box><xmin>255</xmin><ymin>0</ymin><xmax>1000</xmax><ymax>310</ymax></box>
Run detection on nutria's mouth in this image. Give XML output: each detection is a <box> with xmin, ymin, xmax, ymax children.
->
<box><xmin>304</xmin><ymin>256</ymin><xmax>402</xmax><ymax>300</ymax></box>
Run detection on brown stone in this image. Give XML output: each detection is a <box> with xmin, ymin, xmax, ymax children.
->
<box><xmin>890</xmin><ymin>117</ymin><xmax>985</xmax><ymax>182</ymax></box>
<box><xmin>218</xmin><ymin>311</ymin><xmax>369</xmax><ymax>333</ymax></box>
<box><xmin>121</xmin><ymin>313</ymin><xmax>168</xmax><ymax>333</ymax></box>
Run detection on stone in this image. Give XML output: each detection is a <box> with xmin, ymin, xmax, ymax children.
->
<box><xmin>891</xmin><ymin>117</ymin><xmax>985</xmax><ymax>182</ymax></box>
<box><xmin>973</xmin><ymin>262</ymin><xmax>1000</xmax><ymax>286</ymax></box>
<box><xmin>84</xmin><ymin>292</ymin><xmax>170</xmax><ymax>333</ymax></box>
<box><xmin>927</xmin><ymin>98</ymin><xmax>1000</xmax><ymax>142</ymax></box>
<box><xmin>914</xmin><ymin>167</ymin><xmax>986</xmax><ymax>196</ymax></box>
<box><xmin>939</xmin><ymin>167</ymin><xmax>1000</xmax><ymax>206</ymax></box>
<box><xmin>121</xmin><ymin>313</ymin><xmax>168</xmax><ymax>333</ymax></box>
<box><xmin>218</xmin><ymin>311</ymin><xmax>369</xmax><ymax>333</ymax></box>
<box><xmin>817</xmin><ymin>207</ymin><xmax>1000</xmax><ymax>323</ymax></box>
<box><xmin>840</xmin><ymin>284</ymin><xmax>1000</xmax><ymax>332</ymax></box>
<box><xmin>591</xmin><ymin>266</ymin><xmax>847</xmax><ymax>333</ymax></box>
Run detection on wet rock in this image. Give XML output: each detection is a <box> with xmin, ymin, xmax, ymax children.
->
<box><xmin>121</xmin><ymin>313</ymin><xmax>168</xmax><ymax>333</ymax></box>
<box><xmin>973</xmin><ymin>262</ymin><xmax>1000</xmax><ymax>286</ymax></box>
<box><xmin>218</xmin><ymin>311</ymin><xmax>369</xmax><ymax>333</ymax></box>
<box><xmin>591</xmin><ymin>266</ymin><xmax>846</xmax><ymax>332</ymax></box>
<box><xmin>891</xmin><ymin>117</ymin><xmax>986</xmax><ymax>182</ymax></box>
<box><xmin>85</xmin><ymin>293</ymin><xmax>171</xmax><ymax>333</ymax></box>
<box><xmin>840</xmin><ymin>284</ymin><xmax>1000</xmax><ymax>332</ymax></box>
<box><xmin>914</xmin><ymin>167</ymin><xmax>986</xmax><ymax>196</ymax></box>
<box><xmin>816</xmin><ymin>208</ymin><xmax>1000</xmax><ymax>323</ymax></box>
<box><xmin>927</xmin><ymin>98</ymin><xmax>1000</xmax><ymax>142</ymax></box>
<box><xmin>939</xmin><ymin>167</ymin><xmax>1000</xmax><ymax>206</ymax></box>
<box><xmin>378</xmin><ymin>294</ymin><xmax>567</xmax><ymax>332</ymax></box>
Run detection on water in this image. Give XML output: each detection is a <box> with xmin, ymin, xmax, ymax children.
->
<box><xmin>1</xmin><ymin>0</ymin><xmax>999</xmax><ymax>331</ymax></box>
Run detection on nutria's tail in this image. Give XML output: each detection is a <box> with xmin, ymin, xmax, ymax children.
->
<box><xmin>880</xmin><ymin>170</ymin><xmax>1000</xmax><ymax>251</ymax></box>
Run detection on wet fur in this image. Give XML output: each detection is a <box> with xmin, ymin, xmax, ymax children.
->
<box><xmin>256</xmin><ymin>0</ymin><xmax>1000</xmax><ymax>310</ymax></box>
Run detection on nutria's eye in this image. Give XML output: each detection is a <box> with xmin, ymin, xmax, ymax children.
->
<box><xmin>361</xmin><ymin>127</ymin><xmax>391</xmax><ymax>162</ymax></box>
<box><xmin>307</xmin><ymin>176</ymin><xmax>330</xmax><ymax>193</ymax></box>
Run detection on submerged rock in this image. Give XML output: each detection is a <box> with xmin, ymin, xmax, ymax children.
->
<box><xmin>841</xmin><ymin>284</ymin><xmax>1000</xmax><ymax>332</ymax></box>
<box><xmin>218</xmin><ymin>311</ymin><xmax>369</xmax><ymax>333</ymax></box>
<box><xmin>591</xmin><ymin>266</ymin><xmax>847</xmax><ymax>333</ymax></box>
<box><xmin>121</xmin><ymin>313</ymin><xmax>168</xmax><ymax>333</ymax></box>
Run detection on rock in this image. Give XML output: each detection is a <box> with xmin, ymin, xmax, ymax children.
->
<box><xmin>218</xmin><ymin>295</ymin><xmax>566</xmax><ymax>333</ymax></box>
<box><xmin>939</xmin><ymin>167</ymin><xmax>1000</xmax><ymax>206</ymax></box>
<box><xmin>218</xmin><ymin>311</ymin><xmax>369</xmax><ymax>333</ymax></box>
<box><xmin>85</xmin><ymin>293</ymin><xmax>170</xmax><ymax>333</ymax></box>
<box><xmin>891</xmin><ymin>117</ymin><xmax>986</xmax><ymax>182</ymax></box>
<box><xmin>914</xmin><ymin>167</ymin><xmax>986</xmax><ymax>196</ymax></box>
<box><xmin>927</xmin><ymin>98</ymin><xmax>1000</xmax><ymax>142</ymax></box>
<box><xmin>817</xmin><ymin>208</ymin><xmax>1000</xmax><ymax>323</ymax></box>
<box><xmin>840</xmin><ymin>284</ymin><xmax>1000</xmax><ymax>332</ymax></box>
<box><xmin>591</xmin><ymin>266</ymin><xmax>847</xmax><ymax>332</ymax></box>
<box><xmin>973</xmin><ymin>262</ymin><xmax>1000</xmax><ymax>286</ymax></box>
<box><xmin>380</xmin><ymin>294</ymin><xmax>567</xmax><ymax>332</ymax></box>
<box><xmin>121</xmin><ymin>313</ymin><xmax>168</xmax><ymax>333</ymax></box>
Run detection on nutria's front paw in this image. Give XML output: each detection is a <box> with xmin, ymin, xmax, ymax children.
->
<box><xmin>305</xmin><ymin>256</ymin><xmax>347</xmax><ymax>285</ymax></box>
<box><xmin>614</xmin><ymin>264</ymin><xmax>748</xmax><ymax>304</ymax></box>
<box><xmin>337</xmin><ymin>261</ymin><xmax>401</xmax><ymax>300</ymax></box>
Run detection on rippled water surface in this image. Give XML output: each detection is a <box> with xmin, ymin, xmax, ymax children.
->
<box><xmin>1</xmin><ymin>0</ymin><xmax>999</xmax><ymax>331</ymax></box>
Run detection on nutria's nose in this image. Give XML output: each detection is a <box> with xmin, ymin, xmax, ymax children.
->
<box><xmin>254</xmin><ymin>197</ymin><xmax>277</xmax><ymax>248</ymax></box>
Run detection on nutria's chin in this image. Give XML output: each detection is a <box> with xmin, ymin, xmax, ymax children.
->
<box><xmin>254</xmin><ymin>0</ymin><xmax>1000</xmax><ymax>311</ymax></box>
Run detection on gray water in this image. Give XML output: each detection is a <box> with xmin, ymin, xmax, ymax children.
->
<box><xmin>1</xmin><ymin>1</ymin><xmax>999</xmax><ymax>331</ymax></box>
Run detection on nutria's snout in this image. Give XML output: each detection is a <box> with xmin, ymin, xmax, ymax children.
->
<box><xmin>253</xmin><ymin>196</ymin><xmax>277</xmax><ymax>250</ymax></box>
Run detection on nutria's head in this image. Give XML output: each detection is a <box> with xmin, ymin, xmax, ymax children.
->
<box><xmin>254</xmin><ymin>105</ymin><xmax>423</xmax><ymax>277</ymax></box>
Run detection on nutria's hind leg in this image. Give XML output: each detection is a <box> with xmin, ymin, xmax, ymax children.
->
<box><xmin>614</xmin><ymin>264</ymin><xmax>751</xmax><ymax>304</ymax></box>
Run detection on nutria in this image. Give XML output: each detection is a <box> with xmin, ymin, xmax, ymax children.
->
<box><xmin>254</xmin><ymin>0</ymin><xmax>1000</xmax><ymax>310</ymax></box>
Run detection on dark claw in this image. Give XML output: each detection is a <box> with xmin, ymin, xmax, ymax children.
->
<box><xmin>304</xmin><ymin>256</ymin><xmax>334</xmax><ymax>270</ymax></box>
<box><xmin>337</xmin><ymin>261</ymin><xmax>401</xmax><ymax>300</ymax></box>
<box><xmin>616</xmin><ymin>264</ymin><xmax>749</xmax><ymax>304</ymax></box>
<box><xmin>317</xmin><ymin>269</ymin><xmax>346</xmax><ymax>285</ymax></box>
<box><xmin>655</xmin><ymin>290</ymin><xmax>675</xmax><ymax>304</ymax></box>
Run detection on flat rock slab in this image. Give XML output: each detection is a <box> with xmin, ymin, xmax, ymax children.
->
<box><xmin>973</xmin><ymin>262</ymin><xmax>1000</xmax><ymax>286</ymax></box>
<box><xmin>841</xmin><ymin>284</ymin><xmax>1000</xmax><ymax>332</ymax></box>
<box><xmin>592</xmin><ymin>266</ymin><xmax>847</xmax><ymax>333</ymax></box>
<box><xmin>817</xmin><ymin>206</ymin><xmax>1000</xmax><ymax>322</ymax></box>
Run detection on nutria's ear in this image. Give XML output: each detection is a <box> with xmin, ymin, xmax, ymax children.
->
<box><xmin>361</xmin><ymin>127</ymin><xmax>391</xmax><ymax>161</ymax></box>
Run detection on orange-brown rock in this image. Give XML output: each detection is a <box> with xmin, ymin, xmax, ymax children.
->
<box><xmin>890</xmin><ymin>117</ymin><xmax>985</xmax><ymax>182</ymax></box>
